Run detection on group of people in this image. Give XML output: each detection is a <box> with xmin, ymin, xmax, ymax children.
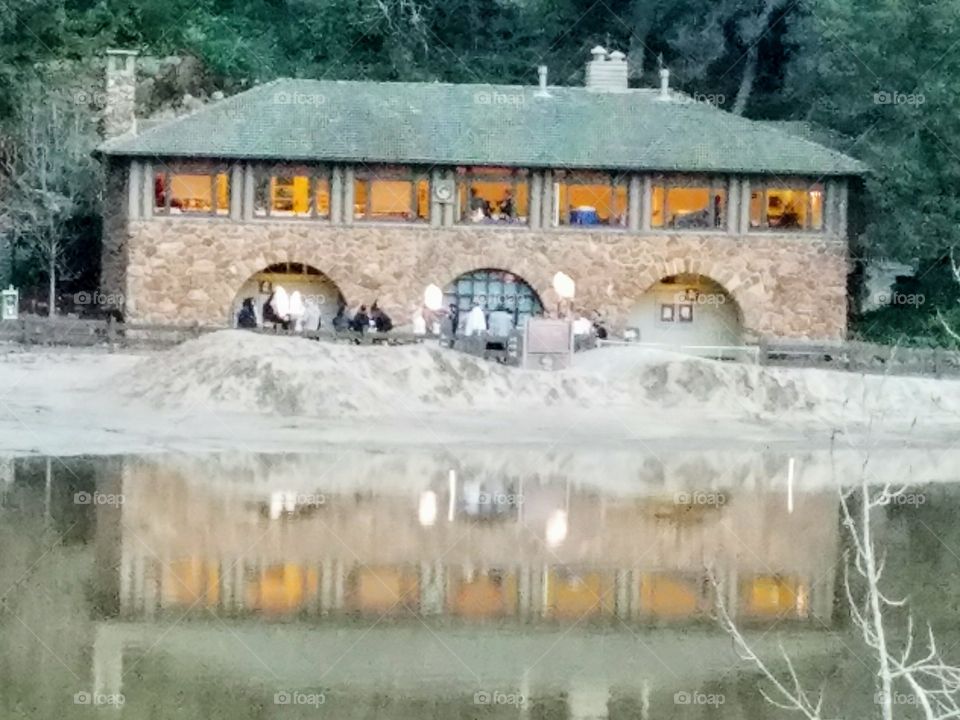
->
<box><xmin>236</xmin><ymin>286</ymin><xmax>394</xmax><ymax>334</ymax></box>
<box><xmin>468</xmin><ymin>189</ymin><xmax>518</xmax><ymax>223</ymax></box>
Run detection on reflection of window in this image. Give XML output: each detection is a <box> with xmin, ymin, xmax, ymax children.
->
<box><xmin>741</xmin><ymin>575</ymin><xmax>809</xmax><ymax>618</ymax></box>
<box><xmin>749</xmin><ymin>182</ymin><xmax>824</xmax><ymax>231</ymax></box>
<box><xmin>253</xmin><ymin>165</ymin><xmax>330</xmax><ymax>219</ymax></box>
<box><xmin>354</xmin><ymin>166</ymin><xmax>429</xmax><ymax>222</ymax></box>
<box><xmin>456</xmin><ymin>167</ymin><xmax>529</xmax><ymax>225</ymax></box>
<box><xmin>651</xmin><ymin>176</ymin><xmax>726</xmax><ymax>229</ymax></box>
<box><xmin>154</xmin><ymin>166</ymin><xmax>230</xmax><ymax>215</ymax></box>
<box><xmin>555</xmin><ymin>172</ymin><xmax>628</xmax><ymax>226</ymax></box>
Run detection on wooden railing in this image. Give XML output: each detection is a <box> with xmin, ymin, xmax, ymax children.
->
<box><xmin>2</xmin><ymin>317</ymin><xmax>959</xmax><ymax>379</ymax></box>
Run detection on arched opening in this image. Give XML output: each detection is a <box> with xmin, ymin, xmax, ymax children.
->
<box><xmin>626</xmin><ymin>274</ymin><xmax>742</xmax><ymax>350</ymax></box>
<box><xmin>230</xmin><ymin>262</ymin><xmax>345</xmax><ymax>330</ymax></box>
<box><xmin>443</xmin><ymin>268</ymin><xmax>544</xmax><ymax>332</ymax></box>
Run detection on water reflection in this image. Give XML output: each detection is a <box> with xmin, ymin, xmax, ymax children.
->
<box><xmin>2</xmin><ymin>448</ymin><xmax>958</xmax><ymax>719</ymax></box>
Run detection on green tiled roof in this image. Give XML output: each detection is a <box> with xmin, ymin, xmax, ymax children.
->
<box><xmin>98</xmin><ymin>79</ymin><xmax>866</xmax><ymax>176</ymax></box>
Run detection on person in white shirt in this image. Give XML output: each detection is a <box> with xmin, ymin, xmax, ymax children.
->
<box><xmin>464</xmin><ymin>303</ymin><xmax>487</xmax><ymax>336</ymax></box>
<box><xmin>487</xmin><ymin>305</ymin><xmax>514</xmax><ymax>337</ymax></box>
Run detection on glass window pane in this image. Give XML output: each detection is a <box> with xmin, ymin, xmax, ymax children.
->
<box><xmin>254</xmin><ymin>174</ymin><xmax>270</xmax><ymax>217</ymax></box>
<box><xmin>766</xmin><ymin>189</ymin><xmax>807</xmax><ymax>229</ymax></box>
<box><xmin>809</xmin><ymin>186</ymin><xmax>824</xmax><ymax>229</ymax></box>
<box><xmin>314</xmin><ymin>177</ymin><xmax>330</xmax><ymax>219</ymax></box>
<box><xmin>215</xmin><ymin>174</ymin><xmax>230</xmax><ymax>215</ymax></box>
<box><xmin>353</xmin><ymin>180</ymin><xmax>368</xmax><ymax>219</ymax></box>
<box><xmin>154</xmin><ymin>173</ymin><xmax>167</xmax><ymax>211</ymax></box>
<box><xmin>169</xmin><ymin>174</ymin><xmax>214</xmax><ymax>214</ymax></box>
<box><xmin>369</xmin><ymin>179</ymin><xmax>413</xmax><ymax>219</ymax></box>
<box><xmin>416</xmin><ymin>179</ymin><xmax>429</xmax><ymax>220</ymax></box>
<box><xmin>456</xmin><ymin>168</ymin><xmax>528</xmax><ymax>225</ymax></box>
<box><xmin>666</xmin><ymin>188</ymin><xmax>710</xmax><ymax>228</ymax></box>
<box><xmin>750</xmin><ymin>191</ymin><xmax>763</xmax><ymax>228</ymax></box>
<box><xmin>651</xmin><ymin>186</ymin><xmax>665</xmax><ymax>227</ymax></box>
<box><xmin>271</xmin><ymin>175</ymin><xmax>311</xmax><ymax>217</ymax></box>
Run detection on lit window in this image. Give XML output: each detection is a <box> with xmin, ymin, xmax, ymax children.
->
<box><xmin>651</xmin><ymin>176</ymin><xmax>726</xmax><ymax>229</ymax></box>
<box><xmin>455</xmin><ymin>167</ymin><xmax>529</xmax><ymax>225</ymax></box>
<box><xmin>253</xmin><ymin>165</ymin><xmax>331</xmax><ymax>219</ymax></box>
<box><xmin>749</xmin><ymin>182</ymin><xmax>824</xmax><ymax>231</ymax></box>
<box><xmin>154</xmin><ymin>166</ymin><xmax>230</xmax><ymax>215</ymax></box>
<box><xmin>555</xmin><ymin>172</ymin><xmax>628</xmax><ymax>226</ymax></box>
<box><xmin>742</xmin><ymin>575</ymin><xmax>809</xmax><ymax>618</ymax></box>
<box><xmin>354</xmin><ymin>166</ymin><xmax>429</xmax><ymax>222</ymax></box>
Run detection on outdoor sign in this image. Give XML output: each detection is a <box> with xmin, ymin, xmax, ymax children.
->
<box><xmin>522</xmin><ymin>318</ymin><xmax>574</xmax><ymax>370</ymax></box>
<box><xmin>1</xmin><ymin>285</ymin><xmax>18</xmax><ymax>321</ymax></box>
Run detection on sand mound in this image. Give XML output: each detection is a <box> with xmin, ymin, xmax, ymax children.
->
<box><xmin>116</xmin><ymin>331</ymin><xmax>960</xmax><ymax>426</ymax></box>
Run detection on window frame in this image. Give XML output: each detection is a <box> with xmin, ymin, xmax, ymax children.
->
<box><xmin>553</xmin><ymin>170</ymin><xmax>629</xmax><ymax>228</ymax></box>
<box><xmin>455</xmin><ymin>166</ymin><xmax>530</xmax><ymax>226</ymax></box>
<box><xmin>748</xmin><ymin>178</ymin><xmax>826</xmax><ymax>233</ymax></box>
<box><xmin>353</xmin><ymin>165</ymin><xmax>430</xmax><ymax>223</ymax></box>
<box><xmin>650</xmin><ymin>174</ymin><xmax>728</xmax><ymax>231</ymax></box>
<box><xmin>153</xmin><ymin>160</ymin><xmax>232</xmax><ymax>217</ymax></box>
<box><xmin>253</xmin><ymin>163</ymin><xmax>332</xmax><ymax>221</ymax></box>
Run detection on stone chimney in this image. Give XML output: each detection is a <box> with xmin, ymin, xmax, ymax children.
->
<box><xmin>585</xmin><ymin>46</ymin><xmax>628</xmax><ymax>93</ymax></box>
<box><xmin>104</xmin><ymin>49</ymin><xmax>138</xmax><ymax>138</ymax></box>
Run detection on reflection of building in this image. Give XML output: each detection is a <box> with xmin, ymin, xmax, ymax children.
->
<box><xmin>97</xmin><ymin>46</ymin><xmax>862</xmax><ymax>344</ymax></box>
<box><xmin>98</xmin><ymin>454</ymin><xmax>839</xmax><ymax>626</ymax></box>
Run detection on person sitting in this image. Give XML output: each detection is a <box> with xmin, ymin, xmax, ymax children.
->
<box><xmin>469</xmin><ymin>189</ymin><xmax>491</xmax><ymax>223</ymax></box>
<box><xmin>332</xmin><ymin>303</ymin><xmax>349</xmax><ymax>332</ymax></box>
<box><xmin>498</xmin><ymin>191</ymin><xmax>515</xmax><ymax>220</ymax></box>
<box><xmin>370</xmin><ymin>303</ymin><xmax>393</xmax><ymax>332</ymax></box>
<box><xmin>237</xmin><ymin>298</ymin><xmax>258</xmax><ymax>329</ymax></box>
<box><xmin>350</xmin><ymin>305</ymin><xmax>369</xmax><ymax>332</ymax></box>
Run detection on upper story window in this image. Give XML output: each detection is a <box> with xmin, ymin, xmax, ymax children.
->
<box><xmin>651</xmin><ymin>175</ymin><xmax>726</xmax><ymax>230</ymax></box>
<box><xmin>254</xmin><ymin>164</ymin><xmax>330</xmax><ymax>220</ymax></box>
<box><xmin>456</xmin><ymin>167</ymin><xmax>529</xmax><ymax>225</ymax></box>
<box><xmin>750</xmin><ymin>181</ymin><xmax>824</xmax><ymax>231</ymax></box>
<box><xmin>554</xmin><ymin>171</ymin><xmax>628</xmax><ymax>227</ymax></box>
<box><xmin>154</xmin><ymin>162</ymin><xmax>230</xmax><ymax>216</ymax></box>
<box><xmin>353</xmin><ymin>166</ymin><xmax>429</xmax><ymax>222</ymax></box>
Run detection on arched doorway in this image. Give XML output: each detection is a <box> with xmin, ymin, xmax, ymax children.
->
<box><xmin>626</xmin><ymin>274</ymin><xmax>742</xmax><ymax>349</ymax></box>
<box><xmin>444</xmin><ymin>269</ymin><xmax>543</xmax><ymax>331</ymax></box>
<box><xmin>231</xmin><ymin>262</ymin><xmax>345</xmax><ymax>330</ymax></box>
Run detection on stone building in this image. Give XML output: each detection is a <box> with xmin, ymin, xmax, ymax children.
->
<box><xmin>96</xmin><ymin>47</ymin><xmax>864</xmax><ymax>345</ymax></box>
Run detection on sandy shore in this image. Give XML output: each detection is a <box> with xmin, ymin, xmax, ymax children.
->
<box><xmin>0</xmin><ymin>332</ymin><xmax>958</xmax><ymax>457</ymax></box>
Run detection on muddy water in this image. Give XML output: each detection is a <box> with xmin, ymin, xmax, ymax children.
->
<box><xmin>1</xmin><ymin>450</ymin><xmax>957</xmax><ymax>719</ymax></box>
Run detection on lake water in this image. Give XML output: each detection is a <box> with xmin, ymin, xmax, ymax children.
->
<box><xmin>1</xmin><ymin>448</ymin><xmax>958</xmax><ymax>718</ymax></box>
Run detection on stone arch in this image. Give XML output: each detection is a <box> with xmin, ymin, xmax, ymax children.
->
<box><xmin>625</xmin><ymin>272</ymin><xmax>746</xmax><ymax>350</ymax></box>
<box><xmin>227</xmin><ymin>261</ymin><xmax>347</xmax><ymax>329</ymax></box>
<box><xmin>429</xmin><ymin>249</ymin><xmax>557</xmax><ymax>314</ymax></box>
<box><xmin>632</xmin><ymin>258</ymin><xmax>765</xmax><ymax>337</ymax></box>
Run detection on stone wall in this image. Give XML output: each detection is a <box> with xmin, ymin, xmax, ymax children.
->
<box><xmin>110</xmin><ymin>217</ymin><xmax>848</xmax><ymax>340</ymax></box>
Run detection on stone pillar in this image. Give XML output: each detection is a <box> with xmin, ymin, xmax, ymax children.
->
<box><xmin>726</xmin><ymin>177</ymin><xmax>740</xmax><ymax>234</ymax></box>
<box><xmin>641</xmin><ymin>176</ymin><xmax>652</xmax><ymax>231</ymax></box>
<box><xmin>230</xmin><ymin>163</ymin><xmax>243</xmax><ymax>221</ymax></box>
<box><xmin>529</xmin><ymin>172</ymin><xmax>543</xmax><ymax>230</ymax></box>
<box><xmin>738</xmin><ymin>178</ymin><xmax>752</xmax><ymax>234</ymax></box>
<box><xmin>343</xmin><ymin>166</ymin><xmax>356</xmax><ymax>226</ymax></box>
<box><xmin>628</xmin><ymin>175</ymin><xmax>641</xmax><ymax>231</ymax></box>
<box><xmin>127</xmin><ymin>161</ymin><xmax>142</xmax><ymax>220</ymax></box>
<box><xmin>141</xmin><ymin>161</ymin><xmax>153</xmax><ymax>218</ymax></box>
<box><xmin>104</xmin><ymin>49</ymin><xmax>138</xmax><ymax>138</ymax></box>
<box><xmin>442</xmin><ymin>170</ymin><xmax>456</xmax><ymax>226</ymax></box>
<box><xmin>330</xmin><ymin>166</ymin><xmax>344</xmax><ymax>224</ymax></box>
<box><xmin>242</xmin><ymin>163</ymin><xmax>255</xmax><ymax>221</ymax></box>
<box><xmin>837</xmin><ymin>180</ymin><xmax>849</xmax><ymax>238</ymax></box>
<box><xmin>429</xmin><ymin>169</ymin><xmax>442</xmax><ymax>228</ymax></box>
<box><xmin>540</xmin><ymin>171</ymin><xmax>553</xmax><ymax>228</ymax></box>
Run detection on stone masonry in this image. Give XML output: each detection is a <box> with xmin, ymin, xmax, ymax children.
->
<box><xmin>105</xmin><ymin>216</ymin><xmax>848</xmax><ymax>340</ymax></box>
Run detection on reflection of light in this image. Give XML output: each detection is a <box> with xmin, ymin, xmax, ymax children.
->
<box><xmin>419</xmin><ymin>491</ymin><xmax>438</xmax><ymax>526</ymax></box>
<box><xmin>545</xmin><ymin>509</ymin><xmax>568</xmax><ymax>547</ymax></box>
<box><xmin>552</xmin><ymin>272</ymin><xmax>576</xmax><ymax>300</ymax></box>
<box><xmin>424</xmin><ymin>284</ymin><xmax>443</xmax><ymax>311</ymax></box>
<box><xmin>269</xmin><ymin>491</ymin><xmax>296</xmax><ymax>519</ymax></box>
